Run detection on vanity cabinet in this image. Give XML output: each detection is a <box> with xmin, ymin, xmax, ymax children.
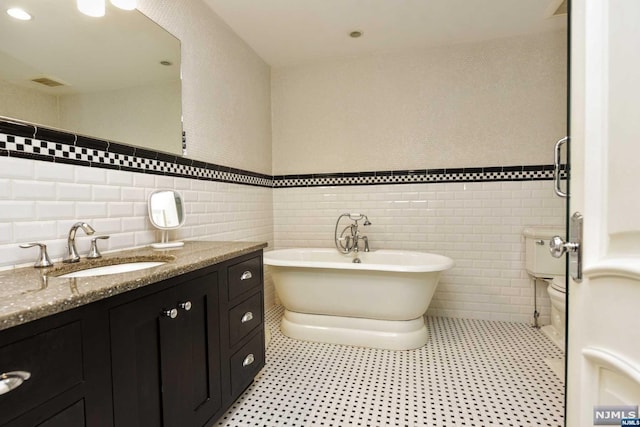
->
<box><xmin>0</xmin><ymin>249</ymin><xmax>265</xmax><ymax>427</ymax></box>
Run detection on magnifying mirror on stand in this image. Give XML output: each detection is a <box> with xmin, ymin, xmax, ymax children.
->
<box><xmin>148</xmin><ymin>190</ymin><xmax>186</xmax><ymax>249</ymax></box>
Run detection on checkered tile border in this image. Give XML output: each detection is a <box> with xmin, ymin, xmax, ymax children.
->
<box><xmin>0</xmin><ymin>123</ymin><xmax>566</xmax><ymax>189</ymax></box>
<box><xmin>0</xmin><ymin>131</ymin><xmax>271</xmax><ymax>188</ymax></box>
<box><xmin>273</xmin><ymin>166</ymin><xmax>563</xmax><ymax>188</ymax></box>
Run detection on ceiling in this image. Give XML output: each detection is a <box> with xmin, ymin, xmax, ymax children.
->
<box><xmin>204</xmin><ymin>0</ymin><xmax>568</xmax><ymax>68</ymax></box>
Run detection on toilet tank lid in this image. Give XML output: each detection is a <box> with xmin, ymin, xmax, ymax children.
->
<box><xmin>523</xmin><ymin>226</ymin><xmax>564</xmax><ymax>239</ymax></box>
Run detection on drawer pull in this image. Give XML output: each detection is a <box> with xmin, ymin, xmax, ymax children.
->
<box><xmin>242</xmin><ymin>353</ymin><xmax>255</xmax><ymax>367</ymax></box>
<box><xmin>241</xmin><ymin>311</ymin><xmax>254</xmax><ymax>323</ymax></box>
<box><xmin>0</xmin><ymin>371</ymin><xmax>31</xmax><ymax>395</ymax></box>
<box><xmin>162</xmin><ymin>308</ymin><xmax>178</xmax><ymax>319</ymax></box>
<box><xmin>179</xmin><ymin>301</ymin><xmax>192</xmax><ymax>311</ymax></box>
<box><xmin>240</xmin><ymin>271</ymin><xmax>253</xmax><ymax>281</ymax></box>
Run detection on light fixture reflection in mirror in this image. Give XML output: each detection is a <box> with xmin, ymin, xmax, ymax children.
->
<box><xmin>148</xmin><ymin>190</ymin><xmax>186</xmax><ymax>249</ymax></box>
<box><xmin>77</xmin><ymin>0</ymin><xmax>106</xmax><ymax>17</ymax></box>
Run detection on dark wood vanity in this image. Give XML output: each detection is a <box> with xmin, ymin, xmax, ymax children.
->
<box><xmin>0</xmin><ymin>243</ymin><xmax>265</xmax><ymax>427</ymax></box>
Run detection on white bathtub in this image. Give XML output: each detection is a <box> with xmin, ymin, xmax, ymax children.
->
<box><xmin>264</xmin><ymin>248</ymin><xmax>454</xmax><ymax>350</ymax></box>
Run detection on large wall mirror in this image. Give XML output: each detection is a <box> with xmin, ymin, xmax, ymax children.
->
<box><xmin>0</xmin><ymin>0</ymin><xmax>183</xmax><ymax>155</ymax></box>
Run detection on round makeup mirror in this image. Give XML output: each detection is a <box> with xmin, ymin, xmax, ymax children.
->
<box><xmin>148</xmin><ymin>190</ymin><xmax>185</xmax><ymax>248</ymax></box>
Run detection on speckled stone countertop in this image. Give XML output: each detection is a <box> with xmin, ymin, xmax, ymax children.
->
<box><xmin>0</xmin><ymin>240</ymin><xmax>267</xmax><ymax>331</ymax></box>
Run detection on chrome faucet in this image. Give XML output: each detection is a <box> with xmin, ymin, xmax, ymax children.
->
<box><xmin>334</xmin><ymin>213</ymin><xmax>372</xmax><ymax>254</ymax></box>
<box><xmin>63</xmin><ymin>222</ymin><xmax>95</xmax><ymax>263</ymax></box>
<box><xmin>351</xmin><ymin>223</ymin><xmax>361</xmax><ymax>254</ymax></box>
<box><xmin>351</xmin><ymin>225</ymin><xmax>370</xmax><ymax>253</ymax></box>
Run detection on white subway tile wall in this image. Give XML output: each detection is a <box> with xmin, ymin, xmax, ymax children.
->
<box><xmin>272</xmin><ymin>180</ymin><xmax>565</xmax><ymax>324</ymax></box>
<box><xmin>0</xmin><ymin>156</ymin><xmax>276</xmax><ymax>308</ymax></box>
<box><xmin>1</xmin><ymin>153</ymin><xmax>565</xmax><ymax>323</ymax></box>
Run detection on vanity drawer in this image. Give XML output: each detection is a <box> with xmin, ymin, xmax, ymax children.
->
<box><xmin>0</xmin><ymin>321</ymin><xmax>84</xmax><ymax>425</ymax></box>
<box><xmin>227</xmin><ymin>256</ymin><xmax>262</xmax><ymax>300</ymax></box>
<box><xmin>229</xmin><ymin>293</ymin><xmax>263</xmax><ymax>347</ymax></box>
<box><xmin>229</xmin><ymin>331</ymin><xmax>264</xmax><ymax>398</ymax></box>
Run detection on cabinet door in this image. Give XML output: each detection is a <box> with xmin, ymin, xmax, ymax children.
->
<box><xmin>176</xmin><ymin>273</ymin><xmax>222</xmax><ymax>427</ymax></box>
<box><xmin>110</xmin><ymin>287</ymin><xmax>179</xmax><ymax>427</ymax></box>
<box><xmin>110</xmin><ymin>273</ymin><xmax>221</xmax><ymax>427</ymax></box>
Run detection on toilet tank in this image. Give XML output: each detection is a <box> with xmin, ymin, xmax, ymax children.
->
<box><xmin>523</xmin><ymin>226</ymin><xmax>565</xmax><ymax>278</ymax></box>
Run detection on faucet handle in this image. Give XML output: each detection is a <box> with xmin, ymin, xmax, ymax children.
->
<box><xmin>20</xmin><ymin>243</ymin><xmax>54</xmax><ymax>268</ymax></box>
<box><xmin>361</xmin><ymin>236</ymin><xmax>370</xmax><ymax>252</ymax></box>
<box><xmin>87</xmin><ymin>236</ymin><xmax>110</xmax><ymax>259</ymax></box>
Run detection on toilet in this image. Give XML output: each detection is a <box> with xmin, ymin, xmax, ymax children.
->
<box><xmin>523</xmin><ymin>226</ymin><xmax>566</xmax><ymax>351</ymax></box>
<box><xmin>543</xmin><ymin>274</ymin><xmax>566</xmax><ymax>350</ymax></box>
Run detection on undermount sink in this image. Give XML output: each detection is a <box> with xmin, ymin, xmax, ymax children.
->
<box><xmin>54</xmin><ymin>261</ymin><xmax>167</xmax><ymax>278</ymax></box>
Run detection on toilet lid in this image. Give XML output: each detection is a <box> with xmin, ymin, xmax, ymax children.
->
<box><xmin>550</xmin><ymin>276</ymin><xmax>566</xmax><ymax>292</ymax></box>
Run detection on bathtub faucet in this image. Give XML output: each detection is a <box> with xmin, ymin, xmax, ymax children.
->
<box><xmin>334</xmin><ymin>213</ymin><xmax>372</xmax><ymax>254</ymax></box>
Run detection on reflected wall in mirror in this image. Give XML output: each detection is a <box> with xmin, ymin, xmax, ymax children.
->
<box><xmin>148</xmin><ymin>190</ymin><xmax>186</xmax><ymax>249</ymax></box>
<box><xmin>0</xmin><ymin>0</ymin><xmax>182</xmax><ymax>155</ymax></box>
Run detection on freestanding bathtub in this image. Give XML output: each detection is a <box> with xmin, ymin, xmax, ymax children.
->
<box><xmin>264</xmin><ymin>248</ymin><xmax>454</xmax><ymax>350</ymax></box>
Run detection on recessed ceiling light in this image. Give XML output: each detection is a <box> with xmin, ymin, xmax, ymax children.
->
<box><xmin>6</xmin><ymin>8</ymin><xmax>32</xmax><ymax>20</ymax></box>
<box><xmin>349</xmin><ymin>30</ymin><xmax>363</xmax><ymax>38</ymax></box>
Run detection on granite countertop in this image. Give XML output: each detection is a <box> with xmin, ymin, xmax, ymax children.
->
<box><xmin>0</xmin><ymin>240</ymin><xmax>267</xmax><ymax>331</ymax></box>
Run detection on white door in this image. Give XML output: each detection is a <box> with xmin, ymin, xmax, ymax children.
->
<box><xmin>567</xmin><ymin>0</ymin><xmax>640</xmax><ymax>425</ymax></box>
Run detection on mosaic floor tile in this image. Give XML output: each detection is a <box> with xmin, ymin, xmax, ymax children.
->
<box><xmin>217</xmin><ymin>306</ymin><xmax>564</xmax><ymax>427</ymax></box>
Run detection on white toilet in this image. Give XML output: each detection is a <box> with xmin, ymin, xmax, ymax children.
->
<box><xmin>543</xmin><ymin>275</ymin><xmax>566</xmax><ymax>350</ymax></box>
<box><xmin>523</xmin><ymin>227</ymin><xmax>566</xmax><ymax>351</ymax></box>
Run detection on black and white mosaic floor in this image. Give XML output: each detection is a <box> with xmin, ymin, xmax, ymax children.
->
<box><xmin>217</xmin><ymin>306</ymin><xmax>564</xmax><ymax>427</ymax></box>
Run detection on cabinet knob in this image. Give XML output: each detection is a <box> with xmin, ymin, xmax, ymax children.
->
<box><xmin>242</xmin><ymin>353</ymin><xmax>255</xmax><ymax>367</ymax></box>
<box><xmin>178</xmin><ymin>301</ymin><xmax>192</xmax><ymax>311</ymax></box>
<box><xmin>240</xmin><ymin>270</ymin><xmax>253</xmax><ymax>281</ymax></box>
<box><xmin>162</xmin><ymin>308</ymin><xmax>178</xmax><ymax>319</ymax></box>
<box><xmin>241</xmin><ymin>311</ymin><xmax>254</xmax><ymax>323</ymax></box>
<box><xmin>0</xmin><ymin>371</ymin><xmax>31</xmax><ymax>395</ymax></box>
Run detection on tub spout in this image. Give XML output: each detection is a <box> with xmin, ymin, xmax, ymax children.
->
<box><xmin>362</xmin><ymin>236</ymin><xmax>370</xmax><ymax>252</ymax></box>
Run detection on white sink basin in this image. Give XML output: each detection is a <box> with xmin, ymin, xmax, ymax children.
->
<box><xmin>57</xmin><ymin>262</ymin><xmax>166</xmax><ymax>278</ymax></box>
